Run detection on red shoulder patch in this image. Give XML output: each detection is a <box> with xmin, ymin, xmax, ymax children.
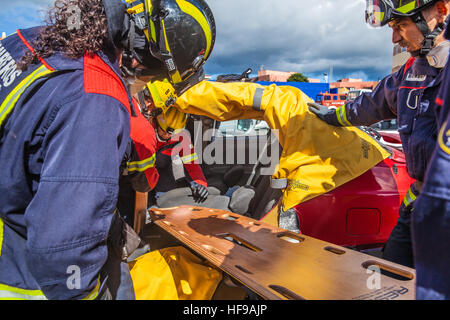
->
<box><xmin>403</xmin><ymin>57</ymin><xmax>416</xmax><ymax>75</ymax></box>
<box><xmin>83</xmin><ymin>53</ymin><xmax>131</xmax><ymax>111</ymax></box>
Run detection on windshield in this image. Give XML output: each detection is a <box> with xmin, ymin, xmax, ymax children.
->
<box><xmin>347</xmin><ymin>91</ymin><xmax>360</xmax><ymax>101</ymax></box>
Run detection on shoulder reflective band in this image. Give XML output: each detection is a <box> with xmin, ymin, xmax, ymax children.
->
<box><xmin>0</xmin><ymin>219</ymin><xmax>3</xmax><ymax>257</ymax></box>
<box><xmin>438</xmin><ymin>121</ymin><xmax>450</xmax><ymax>155</ymax></box>
<box><xmin>252</xmin><ymin>88</ymin><xmax>264</xmax><ymax>111</ymax></box>
<box><xmin>0</xmin><ymin>283</ymin><xmax>47</xmax><ymax>300</ymax></box>
<box><xmin>336</xmin><ymin>104</ymin><xmax>352</xmax><ymax>126</ymax></box>
<box><xmin>403</xmin><ymin>187</ymin><xmax>417</xmax><ymax>208</ymax></box>
<box><xmin>0</xmin><ymin>65</ymin><xmax>54</xmax><ymax>128</ymax></box>
<box><xmin>127</xmin><ymin>154</ymin><xmax>156</xmax><ymax>172</ymax></box>
<box><xmin>271</xmin><ymin>178</ymin><xmax>288</xmax><ymax>189</ymax></box>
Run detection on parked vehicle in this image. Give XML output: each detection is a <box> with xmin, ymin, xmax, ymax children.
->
<box><xmin>315</xmin><ymin>92</ymin><xmax>348</xmax><ymax>108</ymax></box>
<box><xmin>346</xmin><ymin>89</ymin><xmax>373</xmax><ymax>102</ymax></box>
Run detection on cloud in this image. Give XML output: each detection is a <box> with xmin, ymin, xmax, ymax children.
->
<box><xmin>0</xmin><ymin>0</ymin><xmax>53</xmax><ymax>35</ymax></box>
<box><xmin>204</xmin><ymin>0</ymin><xmax>394</xmax><ymax>81</ymax></box>
<box><xmin>1</xmin><ymin>0</ymin><xmax>395</xmax><ymax>81</ymax></box>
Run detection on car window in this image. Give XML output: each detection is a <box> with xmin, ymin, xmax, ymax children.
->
<box><xmin>217</xmin><ymin>120</ymin><xmax>270</xmax><ymax>137</ymax></box>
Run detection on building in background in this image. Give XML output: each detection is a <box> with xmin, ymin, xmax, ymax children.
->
<box><xmin>392</xmin><ymin>44</ymin><xmax>410</xmax><ymax>73</ymax></box>
<box><xmin>257</xmin><ymin>69</ymin><xmax>320</xmax><ymax>83</ymax></box>
<box><xmin>1</xmin><ymin>32</ymin><xmax>6</xmax><ymax>40</ymax></box>
<box><xmin>330</xmin><ymin>78</ymin><xmax>379</xmax><ymax>93</ymax></box>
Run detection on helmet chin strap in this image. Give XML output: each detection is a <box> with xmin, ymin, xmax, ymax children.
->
<box><xmin>411</xmin><ymin>11</ymin><xmax>446</xmax><ymax>57</ymax></box>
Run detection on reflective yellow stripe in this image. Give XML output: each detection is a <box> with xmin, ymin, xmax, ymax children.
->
<box><xmin>438</xmin><ymin>121</ymin><xmax>450</xmax><ymax>155</ymax></box>
<box><xmin>0</xmin><ymin>219</ymin><xmax>3</xmax><ymax>257</ymax></box>
<box><xmin>336</xmin><ymin>105</ymin><xmax>352</xmax><ymax>126</ymax></box>
<box><xmin>0</xmin><ymin>65</ymin><xmax>53</xmax><ymax>127</ymax></box>
<box><xmin>403</xmin><ymin>187</ymin><xmax>417</xmax><ymax>207</ymax></box>
<box><xmin>180</xmin><ymin>153</ymin><xmax>199</xmax><ymax>164</ymax></box>
<box><xmin>0</xmin><ymin>284</ymin><xmax>47</xmax><ymax>300</ymax></box>
<box><xmin>82</xmin><ymin>279</ymin><xmax>101</xmax><ymax>300</ymax></box>
<box><xmin>127</xmin><ymin>154</ymin><xmax>156</xmax><ymax>172</ymax></box>
<box><xmin>176</xmin><ymin>0</ymin><xmax>213</xmax><ymax>58</ymax></box>
<box><xmin>145</xmin><ymin>0</ymin><xmax>157</xmax><ymax>42</ymax></box>
<box><xmin>397</xmin><ymin>1</ymin><xmax>416</xmax><ymax>14</ymax></box>
<box><xmin>161</xmin><ymin>19</ymin><xmax>171</xmax><ymax>53</ymax></box>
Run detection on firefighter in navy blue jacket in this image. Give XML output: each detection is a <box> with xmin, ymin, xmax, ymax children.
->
<box><xmin>0</xmin><ymin>0</ymin><xmax>216</xmax><ymax>300</ymax></box>
<box><xmin>412</xmin><ymin>18</ymin><xmax>450</xmax><ymax>300</ymax></box>
<box><xmin>309</xmin><ymin>0</ymin><xmax>450</xmax><ymax>268</ymax></box>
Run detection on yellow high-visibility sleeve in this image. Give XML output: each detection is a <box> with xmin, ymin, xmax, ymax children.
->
<box><xmin>175</xmin><ymin>81</ymin><xmax>391</xmax><ymax>219</ymax></box>
<box><xmin>175</xmin><ymin>81</ymin><xmax>265</xmax><ymax>121</ymax></box>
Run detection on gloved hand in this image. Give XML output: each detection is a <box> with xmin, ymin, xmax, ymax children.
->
<box><xmin>190</xmin><ymin>182</ymin><xmax>209</xmax><ymax>203</ymax></box>
<box><xmin>307</xmin><ymin>102</ymin><xmax>342</xmax><ymax>126</ymax></box>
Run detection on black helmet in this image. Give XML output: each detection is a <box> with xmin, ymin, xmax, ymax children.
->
<box><xmin>124</xmin><ymin>0</ymin><xmax>216</xmax><ymax>94</ymax></box>
<box><xmin>365</xmin><ymin>0</ymin><xmax>446</xmax><ymax>55</ymax></box>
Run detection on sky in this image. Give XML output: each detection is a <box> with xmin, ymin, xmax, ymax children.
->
<box><xmin>0</xmin><ymin>0</ymin><xmax>394</xmax><ymax>82</ymax></box>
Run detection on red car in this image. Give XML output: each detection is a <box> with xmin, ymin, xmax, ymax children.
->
<box><xmin>315</xmin><ymin>92</ymin><xmax>348</xmax><ymax>108</ymax></box>
<box><xmin>292</xmin><ymin>132</ymin><xmax>413</xmax><ymax>249</ymax></box>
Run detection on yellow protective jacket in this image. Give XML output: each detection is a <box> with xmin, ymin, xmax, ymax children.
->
<box><xmin>129</xmin><ymin>246</ymin><xmax>222</xmax><ymax>300</ymax></box>
<box><xmin>175</xmin><ymin>81</ymin><xmax>390</xmax><ymax>217</ymax></box>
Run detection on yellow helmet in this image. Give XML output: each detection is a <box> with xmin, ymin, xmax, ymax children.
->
<box><xmin>156</xmin><ymin>106</ymin><xmax>188</xmax><ymax>134</ymax></box>
<box><xmin>143</xmin><ymin>79</ymin><xmax>187</xmax><ymax>134</ymax></box>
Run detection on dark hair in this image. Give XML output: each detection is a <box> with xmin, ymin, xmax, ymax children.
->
<box><xmin>20</xmin><ymin>0</ymin><xmax>110</xmax><ymax>69</ymax></box>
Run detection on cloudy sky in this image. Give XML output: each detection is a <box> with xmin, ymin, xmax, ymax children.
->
<box><xmin>0</xmin><ymin>0</ymin><xmax>394</xmax><ymax>81</ymax></box>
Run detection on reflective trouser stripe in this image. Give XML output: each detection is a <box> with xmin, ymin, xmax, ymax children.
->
<box><xmin>403</xmin><ymin>187</ymin><xmax>417</xmax><ymax>208</ymax></box>
<box><xmin>127</xmin><ymin>154</ymin><xmax>156</xmax><ymax>172</ymax></box>
<box><xmin>0</xmin><ymin>284</ymin><xmax>47</xmax><ymax>300</ymax></box>
<box><xmin>0</xmin><ymin>219</ymin><xmax>47</xmax><ymax>300</ymax></box>
<box><xmin>0</xmin><ymin>279</ymin><xmax>100</xmax><ymax>300</ymax></box>
<box><xmin>0</xmin><ymin>219</ymin><xmax>3</xmax><ymax>257</ymax></box>
<box><xmin>336</xmin><ymin>104</ymin><xmax>352</xmax><ymax>126</ymax></box>
<box><xmin>0</xmin><ymin>65</ymin><xmax>53</xmax><ymax>127</ymax></box>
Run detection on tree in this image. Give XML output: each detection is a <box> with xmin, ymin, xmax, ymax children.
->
<box><xmin>287</xmin><ymin>72</ymin><xmax>309</xmax><ymax>83</ymax></box>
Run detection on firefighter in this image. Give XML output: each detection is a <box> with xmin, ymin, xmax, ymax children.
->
<box><xmin>0</xmin><ymin>0</ymin><xmax>215</xmax><ymax>300</ymax></box>
<box><xmin>136</xmin><ymin>81</ymin><xmax>208</xmax><ymax>204</ymax></box>
<box><xmin>412</xmin><ymin>18</ymin><xmax>450</xmax><ymax>300</ymax></box>
<box><xmin>308</xmin><ymin>0</ymin><xmax>450</xmax><ymax>268</ymax></box>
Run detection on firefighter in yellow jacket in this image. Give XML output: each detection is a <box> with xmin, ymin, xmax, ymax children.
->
<box><xmin>142</xmin><ymin>79</ymin><xmax>390</xmax><ymax>228</ymax></box>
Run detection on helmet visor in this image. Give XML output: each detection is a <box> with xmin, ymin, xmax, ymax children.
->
<box><xmin>365</xmin><ymin>0</ymin><xmax>430</xmax><ymax>27</ymax></box>
<box><xmin>365</xmin><ymin>0</ymin><xmax>390</xmax><ymax>27</ymax></box>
